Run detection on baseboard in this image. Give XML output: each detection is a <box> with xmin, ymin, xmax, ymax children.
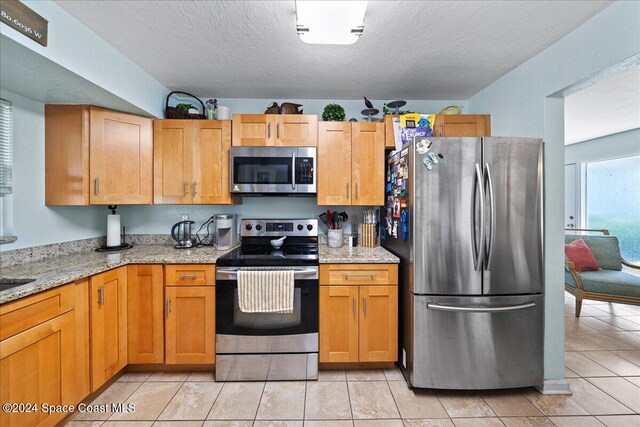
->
<box><xmin>536</xmin><ymin>379</ymin><xmax>572</xmax><ymax>395</ymax></box>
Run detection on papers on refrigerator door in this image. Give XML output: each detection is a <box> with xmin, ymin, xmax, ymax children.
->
<box><xmin>399</xmin><ymin>113</ymin><xmax>435</xmax><ymax>145</ymax></box>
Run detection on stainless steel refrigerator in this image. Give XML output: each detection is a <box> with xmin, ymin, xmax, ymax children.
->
<box><xmin>382</xmin><ymin>137</ymin><xmax>544</xmax><ymax>389</ymax></box>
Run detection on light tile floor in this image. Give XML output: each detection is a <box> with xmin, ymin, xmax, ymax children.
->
<box><xmin>67</xmin><ymin>293</ymin><xmax>640</xmax><ymax>427</ymax></box>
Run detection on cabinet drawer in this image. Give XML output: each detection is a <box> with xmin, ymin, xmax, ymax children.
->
<box><xmin>165</xmin><ymin>265</ymin><xmax>215</xmax><ymax>286</ymax></box>
<box><xmin>0</xmin><ymin>284</ymin><xmax>75</xmax><ymax>341</ymax></box>
<box><xmin>320</xmin><ymin>264</ymin><xmax>398</xmax><ymax>286</ymax></box>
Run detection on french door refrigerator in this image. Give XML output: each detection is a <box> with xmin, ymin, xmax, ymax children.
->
<box><xmin>382</xmin><ymin>137</ymin><xmax>544</xmax><ymax>389</ymax></box>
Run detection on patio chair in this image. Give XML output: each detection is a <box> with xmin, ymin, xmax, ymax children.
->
<box><xmin>565</xmin><ymin>228</ymin><xmax>640</xmax><ymax>317</ymax></box>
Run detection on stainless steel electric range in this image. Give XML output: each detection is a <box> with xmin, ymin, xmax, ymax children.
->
<box><xmin>215</xmin><ymin>219</ymin><xmax>319</xmax><ymax>381</ymax></box>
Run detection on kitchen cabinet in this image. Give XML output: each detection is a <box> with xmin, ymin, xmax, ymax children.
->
<box><xmin>232</xmin><ymin>114</ymin><xmax>318</xmax><ymax>146</ymax></box>
<box><xmin>74</xmin><ymin>278</ymin><xmax>91</xmax><ymax>401</ymax></box>
<box><xmin>319</xmin><ymin>264</ymin><xmax>398</xmax><ymax>363</ymax></box>
<box><xmin>0</xmin><ymin>284</ymin><xmax>78</xmax><ymax>427</ymax></box>
<box><xmin>90</xmin><ymin>267</ymin><xmax>128</xmax><ymax>391</ymax></box>
<box><xmin>153</xmin><ymin>119</ymin><xmax>236</xmax><ymax>204</ymax></box>
<box><xmin>317</xmin><ymin>122</ymin><xmax>384</xmax><ymax>206</ymax></box>
<box><xmin>45</xmin><ymin>105</ymin><xmax>153</xmax><ymax>205</ymax></box>
<box><xmin>433</xmin><ymin>114</ymin><xmax>491</xmax><ymax>137</ymax></box>
<box><xmin>165</xmin><ymin>286</ymin><xmax>215</xmax><ymax>364</ymax></box>
<box><xmin>383</xmin><ymin>114</ymin><xmax>492</xmax><ymax>148</ymax></box>
<box><xmin>127</xmin><ymin>265</ymin><xmax>164</xmax><ymax>364</ymax></box>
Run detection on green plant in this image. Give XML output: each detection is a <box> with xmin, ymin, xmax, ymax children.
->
<box><xmin>176</xmin><ymin>103</ymin><xmax>196</xmax><ymax>113</ymax></box>
<box><xmin>322</xmin><ymin>103</ymin><xmax>346</xmax><ymax>121</ymax></box>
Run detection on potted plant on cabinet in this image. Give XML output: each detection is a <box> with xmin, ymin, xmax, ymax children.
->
<box><xmin>322</xmin><ymin>103</ymin><xmax>346</xmax><ymax>121</ymax></box>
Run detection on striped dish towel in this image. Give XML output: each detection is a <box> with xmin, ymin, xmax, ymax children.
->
<box><xmin>237</xmin><ymin>269</ymin><xmax>295</xmax><ymax>313</ymax></box>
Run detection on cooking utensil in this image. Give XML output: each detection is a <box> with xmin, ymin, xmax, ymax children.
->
<box><xmin>270</xmin><ymin>235</ymin><xmax>286</xmax><ymax>249</ymax></box>
<box><xmin>319</xmin><ymin>212</ymin><xmax>330</xmax><ymax>229</ymax></box>
<box><xmin>327</xmin><ymin>210</ymin><xmax>334</xmax><ymax>229</ymax></box>
<box><xmin>332</xmin><ymin>211</ymin><xmax>338</xmax><ymax>229</ymax></box>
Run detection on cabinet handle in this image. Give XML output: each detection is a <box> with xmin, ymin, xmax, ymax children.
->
<box><xmin>94</xmin><ymin>178</ymin><xmax>100</xmax><ymax>195</ymax></box>
<box><xmin>166</xmin><ymin>298</ymin><xmax>172</xmax><ymax>316</ymax></box>
<box><xmin>363</xmin><ymin>297</ymin><xmax>367</xmax><ymax>317</ymax></box>
<box><xmin>183</xmin><ymin>182</ymin><xmax>189</xmax><ymax>196</ymax></box>
<box><xmin>439</xmin><ymin>123</ymin><xmax>443</xmax><ymax>136</ymax></box>
<box><xmin>179</xmin><ymin>274</ymin><xmax>197</xmax><ymax>279</ymax></box>
<box><xmin>346</xmin><ymin>183</ymin><xmax>350</xmax><ymax>200</ymax></box>
<box><xmin>277</xmin><ymin>122</ymin><xmax>280</xmax><ymax>139</ymax></box>
<box><xmin>352</xmin><ymin>297</ymin><xmax>356</xmax><ymax>318</ymax></box>
<box><xmin>193</xmin><ymin>181</ymin><xmax>198</xmax><ymax>196</ymax></box>
<box><xmin>355</xmin><ymin>182</ymin><xmax>359</xmax><ymax>200</ymax></box>
<box><xmin>97</xmin><ymin>285</ymin><xmax>104</xmax><ymax>305</ymax></box>
<box><xmin>268</xmin><ymin>123</ymin><xmax>271</xmax><ymax>139</ymax></box>
<box><xmin>343</xmin><ymin>273</ymin><xmax>375</xmax><ymax>279</ymax></box>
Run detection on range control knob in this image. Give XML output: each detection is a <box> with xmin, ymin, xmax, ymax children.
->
<box><xmin>255</xmin><ymin>224</ymin><xmax>262</xmax><ymax>231</ymax></box>
<box><xmin>307</xmin><ymin>224</ymin><xmax>314</xmax><ymax>231</ymax></box>
<box><xmin>297</xmin><ymin>224</ymin><xmax>304</xmax><ymax>231</ymax></box>
<box><xmin>245</xmin><ymin>224</ymin><xmax>252</xmax><ymax>231</ymax></box>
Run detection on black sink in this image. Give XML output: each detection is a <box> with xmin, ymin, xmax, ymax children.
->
<box><xmin>0</xmin><ymin>278</ymin><xmax>36</xmax><ymax>291</ymax></box>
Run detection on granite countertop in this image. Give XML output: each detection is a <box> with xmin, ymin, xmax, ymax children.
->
<box><xmin>318</xmin><ymin>244</ymin><xmax>400</xmax><ymax>264</ymax></box>
<box><xmin>0</xmin><ymin>244</ymin><xmax>399</xmax><ymax>305</ymax></box>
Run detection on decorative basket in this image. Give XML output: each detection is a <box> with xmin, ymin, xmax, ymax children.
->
<box><xmin>165</xmin><ymin>91</ymin><xmax>206</xmax><ymax>119</ymax></box>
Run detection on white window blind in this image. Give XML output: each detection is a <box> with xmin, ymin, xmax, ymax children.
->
<box><xmin>0</xmin><ymin>98</ymin><xmax>12</xmax><ymax>195</ymax></box>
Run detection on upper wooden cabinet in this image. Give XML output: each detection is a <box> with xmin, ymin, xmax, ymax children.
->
<box><xmin>384</xmin><ymin>114</ymin><xmax>492</xmax><ymax>148</ymax></box>
<box><xmin>317</xmin><ymin>122</ymin><xmax>384</xmax><ymax>206</ymax></box>
<box><xmin>153</xmin><ymin>119</ymin><xmax>236</xmax><ymax>204</ymax></box>
<box><xmin>433</xmin><ymin>114</ymin><xmax>491</xmax><ymax>137</ymax></box>
<box><xmin>45</xmin><ymin>105</ymin><xmax>153</xmax><ymax>205</ymax></box>
<box><xmin>90</xmin><ymin>267</ymin><xmax>128</xmax><ymax>391</ymax></box>
<box><xmin>232</xmin><ymin>114</ymin><xmax>318</xmax><ymax>146</ymax></box>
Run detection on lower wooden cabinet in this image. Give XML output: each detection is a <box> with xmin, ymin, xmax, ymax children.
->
<box><xmin>127</xmin><ymin>265</ymin><xmax>164</xmax><ymax>364</ymax></box>
<box><xmin>90</xmin><ymin>267</ymin><xmax>128</xmax><ymax>391</ymax></box>
<box><xmin>0</xmin><ymin>310</ymin><xmax>77</xmax><ymax>427</ymax></box>
<box><xmin>74</xmin><ymin>278</ymin><xmax>91</xmax><ymax>401</ymax></box>
<box><xmin>165</xmin><ymin>286</ymin><xmax>215</xmax><ymax>364</ymax></box>
<box><xmin>319</xmin><ymin>264</ymin><xmax>398</xmax><ymax>363</ymax></box>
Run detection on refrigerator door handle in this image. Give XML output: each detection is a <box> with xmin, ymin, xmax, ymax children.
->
<box><xmin>472</xmin><ymin>163</ymin><xmax>486</xmax><ymax>271</ymax></box>
<box><xmin>484</xmin><ymin>162</ymin><xmax>496</xmax><ymax>268</ymax></box>
<box><xmin>427</xmin><ymin>302</ymin><xmax>536</xmax><ymax>313</ymax></box>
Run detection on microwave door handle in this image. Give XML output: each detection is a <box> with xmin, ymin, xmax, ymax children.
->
<box><xmin>292</xmin><ymin>152</ymin><xmax>296</xmax><ymax>190</ymax></box>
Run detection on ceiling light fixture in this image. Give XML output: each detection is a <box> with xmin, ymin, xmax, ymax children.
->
<box><xmin>295</xmin><ymin>1</ymin><xmax>367</xmax><ymax>45</ymax></box>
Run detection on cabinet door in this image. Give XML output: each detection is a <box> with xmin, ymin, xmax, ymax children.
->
<box><xmin>153</xmin><ymin>120</ymin><xmax>193</xmax><ymax>204</ymax></box>
<box><xmin>127</xmin><ymin>265</ymin><xmax>164</xmax><ymax>364</ymax></box>
<box><xmin>0</xmin><ymin>311</ymin><xmax>76</xmax><ymax>427</ymax></box>
<box><xmin>384</xmin><ymin>114</ymin><xmax>399</xmax><ymax>149</ymax></box>
<box><xmin>232</xmin><ymin>114</ymin><xmax>275</xmax><ymax>146</ymax></box>
<box><xmin>319</xmin><ymin>286</ymin><xmax>359</xmax><ymax>363</ymax></box>
<box><xmin>433</xmin><ymin>114</ymin><xmax>491</xmax><ymax>137</ymax></box>
<box><xmin>317</xmin><ymin>122</ymin><xmax>352</xmax><ymax>205</ymax></box>
<box><xmin>359</xmin><ymin>286</ymin><xmax>398</xmax><ymax>362</ymax></box>
<box><xmin>352</xmin><ymin>122</ymin><xmax>385</xmax><ymax>206</ymax></box>
<box><xmin>192</xmin><ymin>120</ymin><xmax>233</xmax><ymax>204</ymax></box>
<box><xmin>90</xmin><ymin>267</ymin><xmax>127</xmax><ymax>391</ymax></box>
<box><xmin>165</xmin><ymin>286</ymin><xmax>215</xmax><ymax>364</ymax></box>
<box><xmin>276</xmin><ymin>114</ymin><xmax>318</xmax><ymax>146</ymax></box>
<box><xmin>89</xmin><ymin>107</ymin><xmax>152</xmax><ymax>204</ymax></box>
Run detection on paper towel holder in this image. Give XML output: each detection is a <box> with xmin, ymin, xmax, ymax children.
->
<box><xmin>96</xmin><ymin>205</ymin><xmax>133</xmax><ymax>252</ymax></box>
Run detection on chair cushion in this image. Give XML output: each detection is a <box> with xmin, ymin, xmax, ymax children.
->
<box><xmin>578</xmin><ymin>270</ymin><xmax>640</xmax><ymax>298</ymax></box>
<box><xmin>565</xmin><ymin>234</ymin><xmax>623</xmax><ymax>271</ymax></box>
<box><xmin>565</xmin><ymin>239</ymin><xmax>600</xmax><ymax>272</ymax></box>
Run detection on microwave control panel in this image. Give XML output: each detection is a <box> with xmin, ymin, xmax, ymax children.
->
<box><xmin>295</xmin><ymin>157</ymin><xmax>314</xmax><ymax>184</ymax></box>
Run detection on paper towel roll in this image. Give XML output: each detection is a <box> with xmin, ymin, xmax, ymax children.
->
<box><xmin>107</xmin><ymin>214</ymin><xmax>121</xmax><ymax>247</ymax></box>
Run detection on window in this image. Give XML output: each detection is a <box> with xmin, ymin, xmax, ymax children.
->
<box><xmin>585</xmin><ymin>155</ymin><xmax>640</xmax><ymax>264</ymax></box>
<box><xmin>0</xmin><ymin>97</ymin><xmax>15</xmax><ymax>243</ymax></box>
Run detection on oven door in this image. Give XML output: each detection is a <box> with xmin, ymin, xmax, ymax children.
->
<box><xmin>215</xmin><ymin>266</ymin><xmax>319</xmax><ymax>354</ymax></box>
<box><xmin>230</xmin><ymin>147</ymin><xmax>296</xmax><ymax>193</ymax></box>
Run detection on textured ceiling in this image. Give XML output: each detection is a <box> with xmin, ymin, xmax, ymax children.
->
<box><xmin>55</xmin><ymin>0</ymin><xmax>611</xmax><ymax>99</ymax></box>
<box><xmin>565</xmin><ymin>66</ymin><xmax>640</xmax><ymax>145</ymax></box>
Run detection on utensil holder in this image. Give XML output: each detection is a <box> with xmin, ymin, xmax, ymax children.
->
<box><xmin>359</xmin><ymin>223</ymin><xmax>378</xmax><ymax>247</ymax></box>
<box><xmin>327</xmin><ymin>229</ymin><xmax>344</xmax><ymax>248</ymax></box>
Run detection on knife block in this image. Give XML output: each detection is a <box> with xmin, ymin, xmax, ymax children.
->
<box><xmin>359</xmin><ymin>223</ymin><xmax>378</xmax><ymax>248</ymax></box>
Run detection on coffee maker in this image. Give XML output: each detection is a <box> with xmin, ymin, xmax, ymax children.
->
<box><xmin>215</xmin><ymin>214</ymin><xmax>238</xmax><ymax>250</ymax></box>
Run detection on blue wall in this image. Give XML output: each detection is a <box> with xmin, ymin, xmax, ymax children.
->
<box><xmin>565</xmin><ymin>128</ymin><xmax>640</xmax><ymax>164</ymax></box>
<box><xmin>468</xmin><ymin>1</ymin><xmax>640</xmax><ymax>381</ymax></box>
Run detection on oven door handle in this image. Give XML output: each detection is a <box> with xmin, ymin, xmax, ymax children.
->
<box><xmin>216</xmin><ymin>266</ymin><xmax>319</xmax><ymax>281</ymax></box>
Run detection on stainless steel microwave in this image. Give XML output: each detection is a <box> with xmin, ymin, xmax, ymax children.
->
<box><xmin>230</xmin><ymin>147</ymin><xmax>316</xmax><ymax>195</ymax></box>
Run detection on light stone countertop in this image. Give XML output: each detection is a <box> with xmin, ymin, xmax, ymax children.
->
<box><xmin>0</xmin><ymin>244</ymin><xmax>399</xmax><ymax>304</ymax></box>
